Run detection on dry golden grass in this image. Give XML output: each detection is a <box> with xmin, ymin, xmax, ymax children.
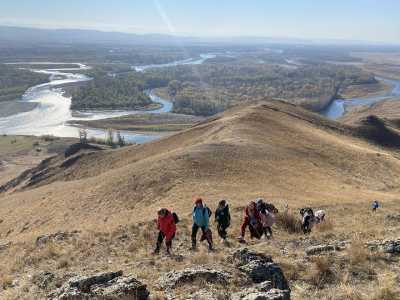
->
<box><xmin>275</xmin><ymin>210</ymin><xmax>303</xmax><ymax>234</ymax></box>
<box><xmin>1</xmin><ymin>101</ymin><xmax>400</xmax><ymax>299</ymax></box>
<box><xmin>307</xmin><ymin>256</ymin><xmax>338</xmax><ymax>287</ymax></box>
<box><xmin>315</xmin><ymin>219</ymin><xmax>334</xmax><ymax>233</ymax></box>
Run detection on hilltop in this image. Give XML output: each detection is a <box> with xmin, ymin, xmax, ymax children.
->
<box><xmin>0</xmin><ymin>100</ymin><xmax>400</xmax><ymax>299</ymax></box>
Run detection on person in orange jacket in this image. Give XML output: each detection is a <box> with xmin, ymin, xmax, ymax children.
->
<box><xmin>153</xmin><ymin>208</ymin><xmax>177</xmax><ymax>255</ymax></box>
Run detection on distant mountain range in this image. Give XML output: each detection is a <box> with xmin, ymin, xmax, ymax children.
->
<box><xmin>0</xmin><ymin>26</ymin><xmax>399</xmax><ymax>47</ymax></box>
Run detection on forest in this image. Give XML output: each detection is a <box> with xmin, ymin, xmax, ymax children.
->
<box><xmin>71</xmin><ymin>73</ymin><xmax>152</xmax><ymax>110</ymax></box>
<box><xmin>0</xmin><ymin>64</ymin><xmax>48</xmax><ymax>102</ymax></box>
<box><xmin>144</xmin><ymin>63</ymin><xmax>376</xmax><ymax>116</ymax></box>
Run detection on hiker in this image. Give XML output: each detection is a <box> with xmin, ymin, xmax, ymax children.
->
<box><xmin>215</xmin><ymin>199</ymin><xmax>231</xmax><ymax>241</ymax></box>
<box><xmin>239</xmin><ymin>201</ymin><xmax>263</xmax><ymax>243</ymax></box>
<box><xmin>372</xmin><ymin>200</ymin><xmax>379</xmax><ymax>212</ymax></box>
<box><xmin>314</xmin><ymin>210</ymin><xmax>326</xmax><ymax>223</ymax></box>
<box><xmin>153</xmin><ymin>208</ymin><xmax>177</xmax><ymax>255</ymax></box>
<box><xmin>192</xmin><ymin>198</ymin><xmax>213</xmax><ymax>250</ymax></box>
<box><xmin>256</xmin><ymin>198</ymin><xmax>278</xmax><ymax>239</ymax></box>
<box><xmin>300</xmin><ymin>207</ymin><xmax>315</xmax><ymax>234</ymax></box>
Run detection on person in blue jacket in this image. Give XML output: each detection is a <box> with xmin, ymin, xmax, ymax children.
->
<box><xmin>192</xmin><ymin>197</ymin><xmax>213</xmax><ymax>250</ymax></box>
<box><xmin>372</xmin><ymin>200</ymin><xmax>379</xmax><ymax>212</ymax></box>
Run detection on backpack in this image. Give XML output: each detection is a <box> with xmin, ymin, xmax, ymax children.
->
<box><xmin>172</xmin><ymin>212</ymin><xmax>180</xmax><ymax>224</ymax></box>
<box><xmin>205</xmin><ymin>206</ymin><xmax>212</xmax><ymax>217</ymax></box>
<box><xmin>193</xmin><ymin>206</ymin><xmax>212</xmax><ymax>217</ymax></box>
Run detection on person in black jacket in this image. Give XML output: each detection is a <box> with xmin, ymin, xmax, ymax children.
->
<box><xmin>215</xmin><ymin>200</ymin><xmax>231</xmax><ymax>241</ymax></box>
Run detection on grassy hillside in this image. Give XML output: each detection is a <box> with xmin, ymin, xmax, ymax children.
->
<box><xmin>1</xmin><ymin>101</ymin><xmax>400</xmax><ymax>298</ymax></box>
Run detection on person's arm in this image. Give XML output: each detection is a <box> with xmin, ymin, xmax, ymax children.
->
<box><xmin>241</xmin><ymin>216</ymin><xmax>249</xmax><ymax>237</ymax></box>
<box><xmin>204</xmin><ymin>208</ymin><xmax>210</xmax><ymax>229</ymax></box>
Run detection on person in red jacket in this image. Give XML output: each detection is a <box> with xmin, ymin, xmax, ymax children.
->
<box><xmin>238</xmin><ymin>201</ymin><xmax>263</xmax><ymax>243</ymax></box>
<box><xmin>153</xmin><ymin>208</ymin><xmax>176</xmax><ymax>255</ymax></box>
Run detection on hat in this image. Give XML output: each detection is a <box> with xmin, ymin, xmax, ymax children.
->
<box><xmin>256</xmin><ymin>198</ymin><xmax>264</xmax><ymax>204</ymax></box>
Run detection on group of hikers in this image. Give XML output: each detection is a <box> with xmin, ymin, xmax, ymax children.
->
<box><xmin>153</xmin><ymin>197</ymin><xmax>330</xmax><ymax>255</ymax></box>
<box><xmin>153</xmin><ymin>198</ymin><xmax>381</xmax><ymax>254</ymax></box>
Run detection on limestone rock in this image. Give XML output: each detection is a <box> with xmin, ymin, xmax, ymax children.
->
<box><xmin>367</xmin><ymin>239</ymin><xmax>400</xmax><ymax>254</ymax></box>
<box><xmin>32</xmin><ymin>271</ymin><xmax>56</xmax><ymax>290</ymax></box>
<box><xmin>48</xmin><ymin>271</ymin><xmax>149</xmax><ymax>300</ymax></box>
<box><xmin>385</xmin><ymin>214</ymin><xmax>400</xmax><ymax>222</ymax></box>
<box><xmin>159</xmin><ymin>267</ymin><xmax>231</xmax><ymax>289</ymax></box>
<box><xmin>233</xmin><ymin>248</ymin><xmax>289</xmax><ymax>290</ymax></box>
<box><xmin>36</xmin><ymin>231</ymin><xmax>79</xmax><ymax>246</ymax></box>
<box><xmin>232</xmin><ymin>288</ymin><xmax>290</xmax><ymax>300</ymax></box>
<box><xmin>305</xmin><ymin>241</ymin><xmax>348</xmax><ymax>256</ymax></box>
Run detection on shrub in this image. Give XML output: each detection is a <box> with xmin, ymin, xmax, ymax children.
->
<box><xmin>307</xmin><ymin>256</ymin><xmax>337</xmax><ymax>287</ymax></box>
<box><xmin>275</xmin><ymin>211</ymin><xmax>302</xmax><ymax>234</ymax></box>
<box><xmin>315</xmin><ymin>219</ymin><xmax>334</xmax><ymax>233</ymax></box>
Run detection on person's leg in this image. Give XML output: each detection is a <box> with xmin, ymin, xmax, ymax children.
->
<box><xmin>266</xmin><ymin>227</ymin><xmax>272</xmax><ymax>239</ymax></box>
<box><xmin>154</xmin><ymin>231</ymin><xmax>164</xmax><ymax>254</ymax></box>
<box><xmin>221</xmin><ymin>224</ymin><xmax>228</xmax><ymax>240</ymax></box>
<box><xmin>217</xmin><ymin>223</ymin><xmax>222</xmax><ymax>239</ymax></box>
<box><xmin>201</xmin><ymin>227</ymin><xmax>213</xmax><ymax>250</ymax></box>
<box><xmin>191</xmin><ymin>224</ymin><xmax>199</xmax><ymax>249</ymax></box>
<box><xmin>166</xmin><ymin>233</ymin><xmax>175</xmax><ymax>254</ymax></box>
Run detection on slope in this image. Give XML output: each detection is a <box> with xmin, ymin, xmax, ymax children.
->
<box><xmin>1</xmin><ymin>100</ymin><xmax>400</xmax><ymax>241</ymax></box>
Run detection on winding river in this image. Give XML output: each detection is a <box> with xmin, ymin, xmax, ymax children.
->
<box><xmin>321</xmin><ymin>77</ymin><xmax>400</xmax><ymax>119</ymax></box>
<box><xmin>2</xmin><ymin>57</ymin><xmax>400</xmax><ymax>143</ymax></box>
<box><xmin>0</xmin><ymin>56</ymin><xmax>209</xmax><ymax>143</ymax></box>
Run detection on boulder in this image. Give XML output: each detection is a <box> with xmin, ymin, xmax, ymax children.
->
<box><xmin>36</xmin><ymin>231</ymin><xmax>79</xmax><ymax>246</ymax></box>
<box><xmin>305</xmin><ymin>241</ymin><xmax>348</xmax><ymax>256</ymax></box>
<box><xmin>32</xmin><ymin>271</ymin><xmax>56</xmax><ymax>290</ymax></box>
<box><xmin>232</xmin><ymin>288</ymin><xmax>290</xmax><ymax>300</ymax></box>
<box><xmin>385</xmin><ymin>240</ymin><xmax>400</xmax><ymax>254</ymax></box>
<box><xmin>48</xmin><ymin>271</ymin><xmax>149</xmax><ymax>300</ymax></box>
<box><xmin>385</xmin><ymin>214</ymin><xmax>400</xmax><ymax>222</ymax></box>
<box><xmin>367</xmin><ymin>239</ymin><xmax>400</xmax><ymax>254</ymax></box>
<box><xmin>233</xmin><ymin>248</ymin><xmax>273</xmax><ymax>265</ymax></box>
<box><xmin>233</xmin><ymin>248</ymin><xmax>289</xmax><ymax>291</ymax></box>
<box><xmin>0</xmin><ymin>241</ymin><xmax>11</xmax><ymax>251</ymax></box>
<box><xmin>159</xmin><ymin>267</ymin><xmax>231</xmax><ymax>289</ymax></box>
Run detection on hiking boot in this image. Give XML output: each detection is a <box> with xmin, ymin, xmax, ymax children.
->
<box><xmin>151</xmin><ymin>248</ymin><xmax>160</xmax><ymax>255</ymax></box>
<box><xmin>190</xmin><ymin>241</ymin><xmax>197</xmax><ymax>251</ymax></box>
<box><xmin>166</xmin><ymin>243</ymin><xmax>172</xmax><ymax>255</ymax></box>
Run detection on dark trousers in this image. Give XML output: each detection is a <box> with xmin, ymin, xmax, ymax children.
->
<box><xmin>217</xmin><ymin>223</ymin><xmax>229</xmax><ymax>239</ymax></box>
<box><xmin>249</xmin><ymin>224</ymin><xmax>263</xmax><ymax>239</ymax></box>
<box><xmin>264</xmin><ymin>226</ymin><xmax>272</xmax><ymax>238</ymax></box>
<box><xmin>192</xmin><ymin>224</ymin><xmax>213</xmax><ymax>248</ymax></box>
<box><xmin>155</xmin><ymin>231</ymin><xmax>173</xmax><ymax>251</ymax></box>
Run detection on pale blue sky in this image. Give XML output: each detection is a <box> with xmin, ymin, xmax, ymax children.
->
<box><xmin>0</xmin><ymin>0</ymin><xmax>399</xmax><ymax>43</ymax></box>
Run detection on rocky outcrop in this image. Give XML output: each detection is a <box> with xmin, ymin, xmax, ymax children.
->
<box><xmin>0</xmin><ymin>241</ymin><xmax>11</xmax><ymax>251</ymax></box>
<box><xmin>48</xmin><ymin>271</ymin><xmax>149</xmax><ymax>300</ymax></box>
<box><xmin>233</xmin><ymin>288</ymin><xmax>290</xmax><ymax>300</ymax></box>
<box><xmin>367</xmin><ymin>239</ymin><xmax>400</xmax><ymax>254</ymax></box>
<box><xmin>32</xmin><ymin>271</ymin><xmax>56</xmax><ymax>290</ymax></box>
<box><xmin>233</xmin><ymin>248</ymin><xmax>289</xmax><ymax>291</ymax></box>
<box><xmin>385</xmin><ymin>214</ymin><xmax>400</xmax><ymax>222</ymax></box>
<box><xmin>159</xmin><ymin>267</ymin><xmax>231</xmax><ymax>289</ymax></box>
<box><xmin>36</xmin><ymin>231</ymin><xmax>80</xmax><ymax>246</ymax></box>
<box><xmin>232</xmin><ymin>281</ymin><xmax>290</xmax><ymax>300</ymax></box>
<box><xmin>305</xmin><ymin>241</ymin><xmax>348</xmax><ymax>256</ymax></box>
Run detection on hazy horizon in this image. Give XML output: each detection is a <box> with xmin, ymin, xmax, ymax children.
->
<box><xmin>1</xmin><ymin>0</ymin><xmax>399</xmax><ymax>44</ymax></box>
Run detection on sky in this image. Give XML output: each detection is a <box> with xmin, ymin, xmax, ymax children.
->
<box><xmin>0</xmin><ymin>0</ymin><xmax>399</xmax><ymax>43</ymax></box>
